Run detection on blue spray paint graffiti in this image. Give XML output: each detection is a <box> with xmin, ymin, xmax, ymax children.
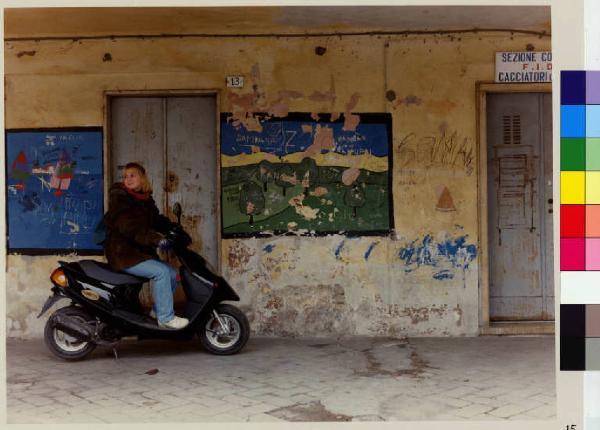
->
<box><xmin>335</xmin><ymin>240</ymin><xmax>346</xmax><ymax>260</ymax></box>
<box><xmin>437</xmin><ymin>236</ymin><xmax>477</xmax><ymax>270</ymax></box>
<box><xmin>263</xmin><ymin>244</ymin><xmax>276</xmax><ymax>253</ymax></box>
<box><xmin>18</xmin><ymin>192</ymin><xmax>41</xmax><ymax>212</ymax></box>
<box><xmin>399</xmin><ymin>235</ymin><xmax>477</xmax><ymax>281</ymax></box>
<box><xmin>364</xmin><ymin>241</ymin><xmax>379</xmax><ymax>261</ymax></box>
<box><xmin>433</xmin><ymin>270</ymin><xmax>454</xmax><ymax>280</ymax></box>
<box><xmin>398</xmin><ymin>235</ymin><xmax>435</xmax><ymax>272</ymax></box>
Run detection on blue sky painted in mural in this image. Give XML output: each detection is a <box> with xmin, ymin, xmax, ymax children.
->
<box><xmin>221</xmin><ymin>120</ymin><xmax>389</xmax><ymax>157</ymax></box>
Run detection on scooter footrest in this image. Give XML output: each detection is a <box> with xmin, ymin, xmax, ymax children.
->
<box><xmin>113</xmin><ymin>309</ymin><xmax>159</xmax><ymax>329</ymax></box>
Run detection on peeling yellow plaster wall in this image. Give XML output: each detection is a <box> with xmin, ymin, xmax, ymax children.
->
<box><xmin>4</xmin><ymin>32</ymin><xmax>550</xmax><ymax>338</ymax></box>
<box><xmin>6</xmin><ymin>255</ymin><xmax>104</xmax><ymax>338</ymax></box>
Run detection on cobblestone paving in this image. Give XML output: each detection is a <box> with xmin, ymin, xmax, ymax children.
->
<box><xmin>7</xmin><ymin>336</ymin><xmax>555</xmax><ymax>423</ymax></box>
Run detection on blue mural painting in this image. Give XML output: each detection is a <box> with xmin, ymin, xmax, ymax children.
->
<box><xmin>6</xmin><ymin>128</ymin><xmax>104</xmax><ymax>253</ymax></box>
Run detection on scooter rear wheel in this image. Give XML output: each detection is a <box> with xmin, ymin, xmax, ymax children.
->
<box><xmin>44</xmin><ymin>306</ymin><xmax>96</xmax><ymax>361</ymax></box>
<box><xmin>199</xmin><ymin>304</ymin><xmax>249</xmax><ymax>355</ymax></box>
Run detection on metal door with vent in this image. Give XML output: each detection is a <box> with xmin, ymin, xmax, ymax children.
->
<box><xmin>487</xmin><ymin>92</ymin><xmax>553</xmax><ymax>321</ymax></box>
<box><xmin>110</xmin><ymin>96</ymin><xmax>218</xmax><ymax>270</ymax></box>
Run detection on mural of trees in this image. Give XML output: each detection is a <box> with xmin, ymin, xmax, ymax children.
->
<box><xmin>297</xmin><ymin>157</ymin><xmax>319</xmax><ymax>196</ymax></box>
<box><xmin>344</xmin><ymin>183</ymin><xmax>366</xmax><ymax>217</ymax></box>
<box><xmin>258</xmin><ymin>160</ymin><xmax>275</xmax><ymax>192</ymax></box>
<box><xmin>220</xmin><ymin>112</ymin><xmax>392</xmax><ymax>237</ymax></box>
<box><xmin>239</xmin><ymin>181</ymin><xmax>265</xmax><ymax>225</ymax></box>
<box><xmin>223</xmin><ymin>160</ymin><xmax>389</xmax><ymax>232</ymax></box>
<box><xmin>275</xmin><ymin>164</ymin><xmax>296</xmax><ymax>196</ymax></box>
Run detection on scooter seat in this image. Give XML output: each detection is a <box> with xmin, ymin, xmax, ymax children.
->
<box><xmin>78</xmin><ymin>260</ymin><xmax>148</xmax><ymax>285</ymax></box>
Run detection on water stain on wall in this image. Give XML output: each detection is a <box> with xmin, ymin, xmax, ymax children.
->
<box><xmin>343</xmin><ymin>93</ymin><xmax>361</xmax><ymax>131</ymax></box>
<box><xmin>254</xmin><ymin>284</ymin><xmax>351</xmax><ymax>336</ymax></box>
<box><xmin>309</xmin><ymin>90</ymin><xmax>335</xmax><ymax>103</ymax></box>
<box><xmin>16</xmin><ymin>50</ymin><xmax>36</xmax><ymax>58</ymax></box>
<box><xmin>404</xmin><ymin>304</ymin><xmax>449</xmax><ymax>324</ymax></box>
<box><xmin>392</xmin><ymin>94</ymin><xmax>422</xmax><ymax>108</ymax></box>
<box><xmin>425</xmin><ymin>99</ymin><xmax>458</xmax><ymax>115</ymax></box>
<box><xmin>227</xmin><ymin>240</ymin><xmax>256</xmax><ymax>273</ymax></box>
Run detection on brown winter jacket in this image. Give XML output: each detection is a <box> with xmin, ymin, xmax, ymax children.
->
<box><xmin>104</xmin><ymin>183</ymin><xmax>174</xmax><ymax>271</ymax></box>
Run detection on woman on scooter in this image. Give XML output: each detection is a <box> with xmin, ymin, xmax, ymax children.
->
<box><xmin>103</xmin><ymin>162</ymin><xmax>189</xmax><ymax>329</ymax></box>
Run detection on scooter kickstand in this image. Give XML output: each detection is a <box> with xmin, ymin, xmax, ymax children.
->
<box><xmin>112</xmin><ymin>346</ymin><xmax>119</xmax><ymax>360</ymax></box>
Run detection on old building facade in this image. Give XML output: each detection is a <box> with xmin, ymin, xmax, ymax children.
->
<box><xmin>3</xmin><ymin>6</ymin><xmax>553</xmax><ymax>338</ymax></box>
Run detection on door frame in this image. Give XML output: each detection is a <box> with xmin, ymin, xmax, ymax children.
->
<box><xmin>476</xmin><ymin>82</ymin><xmax>554</xmax><ymax>335</ymax></box>
<box><xmin>103</xmin><ymin>89</ymin><xmax>222</xmax><ymax>274</ymax></box>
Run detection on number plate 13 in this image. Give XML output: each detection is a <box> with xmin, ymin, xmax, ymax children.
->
<box><xmin>226</xmin><ymin>76</ymin><xmax>244</xmax><ymax>88</ymax></box>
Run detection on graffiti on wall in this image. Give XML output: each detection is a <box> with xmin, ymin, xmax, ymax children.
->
<box><xmin>220</xmin><ymin>113</ymin><xmax>393</xmax><ymax>238</ymax></box>
<box><xmin>398</xmin><ymin>234</ymin><xmax>477</xmax><ymax>283</ymax></box>
<box><xmin>397</xmin><ymin>127</ymin><xmax>474</xmax><ymax>175</ymax></box>
<box><xmin>436</xmin><ymin>186</ymin><xmax>456</xmax><ymax>212</ymax></box>
<box><xmin>6</xmin><ymin>128</ymin><xmax>104</xmax><ymax>253</ymax></box>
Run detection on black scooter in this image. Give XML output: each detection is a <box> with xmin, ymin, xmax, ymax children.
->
<box><xmin>38</xmin><ymin>203</ymin><xmax>250</xmax><ymax>361</ymax></box>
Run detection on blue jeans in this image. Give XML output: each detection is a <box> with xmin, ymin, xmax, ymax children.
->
<box><xmin>123</xmin><ymin>259</ymin><xmax>177</xmax><ymax>324</ymax></box>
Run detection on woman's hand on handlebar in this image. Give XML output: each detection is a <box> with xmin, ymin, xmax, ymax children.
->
<box><xmin>165</xmin><ymin>225</ymin><xmax>192</xmax><ymax>248</ymax></box>
<box><xmin>158</xmin><ymin>237</ymin><xmax>175</xmax><ymax>251</ymax></box>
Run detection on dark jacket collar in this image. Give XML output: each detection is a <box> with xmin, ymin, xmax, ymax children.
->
<box><xmin>111</xmin><ymin>182</ymin><xmax>152</xmax><ymax>201</ymax></box>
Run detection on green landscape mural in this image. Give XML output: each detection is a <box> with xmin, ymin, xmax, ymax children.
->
<box><xmin>220</xmin><ymin>113</ymin><xmax>393</xmax><ymax>237</ymax></box>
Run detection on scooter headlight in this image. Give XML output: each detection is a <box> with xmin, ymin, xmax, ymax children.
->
<box><xmin>50</xmin><ymin>268</ymin><xmax>68</xmax><ymax>288</ymax></box>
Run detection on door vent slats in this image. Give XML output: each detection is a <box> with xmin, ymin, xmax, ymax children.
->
<box><xmin>512</xmin><ymin>116</ymin><xmax>521</xmax><ymax>144</ymax></box>
<box><xmin>502</xmin><ymin>114</ymin><xmax>522</xmax><ymax>145</ymax></box>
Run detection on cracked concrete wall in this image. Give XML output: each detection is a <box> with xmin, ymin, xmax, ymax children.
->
<box><xmin>4</xmin><ymin>32</ymin><xmax>550</xmax><ymax>338</ymax></box>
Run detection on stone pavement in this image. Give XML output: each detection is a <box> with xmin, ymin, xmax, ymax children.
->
<box><xmin>7</xmin><ymin>336</ymin><xmax>556</xmax><ymax>423</ymax></box>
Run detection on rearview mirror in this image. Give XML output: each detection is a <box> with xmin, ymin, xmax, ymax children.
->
<box><xmin>173</xmin><ymin>203</ymin><xmax>182</xmax><ymax>225</ymax></box>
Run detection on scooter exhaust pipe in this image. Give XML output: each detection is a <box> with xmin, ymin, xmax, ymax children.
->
<box><xmin>52</xmin><ymin>314</ymin><xmax>94</xmax><ymax>342</ymax></box>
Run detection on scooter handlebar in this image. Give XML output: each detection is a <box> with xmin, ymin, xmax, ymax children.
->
<box><xmin>166</xmin><ymin>225</ymin><xmax>192</xmax><ymax>248</ymax></box>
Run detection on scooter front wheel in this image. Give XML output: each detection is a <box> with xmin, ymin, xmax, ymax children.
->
<box><xmin>199</xmin><ymin>304</ymin><xmax>249</xmax><ymax>355</ymax></box>
<box><xmin>44</xmin><ymin>306</ymin><xmax>96</xmax><ymax>361</ymax></box>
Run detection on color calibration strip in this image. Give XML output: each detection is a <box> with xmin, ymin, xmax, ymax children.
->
<box><xmin>559</xmin><ymin>304</ymin><xmax>600</xmax><ymax>370</ymax></box>
<box><xmin>561</xmin><ymin>71</ymin><xmax>600</xmax><ymax>370</ymax></box>
<box><xmin>561</xmin><ymin>71</ymin><xmax>600</xmax><ymax>271</ymax></box>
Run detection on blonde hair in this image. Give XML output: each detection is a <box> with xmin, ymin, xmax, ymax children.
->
<box><xmin>124</xmin><ymin>162</ymin><xmax>152</xmax><ymax>193</ymax></box>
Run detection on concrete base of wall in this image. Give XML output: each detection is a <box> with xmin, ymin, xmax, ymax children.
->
<box><xmin>480</xmin><ymin>322</ymin><xmax>555</xmax><ymax>336</ymax></box>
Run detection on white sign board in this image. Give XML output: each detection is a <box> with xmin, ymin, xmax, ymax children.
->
<box><xmin>495</xmin><ymin>51</ymin><xmax>552</xmax><ymax>83</ymax></box>
<box><xmin>226</xmin><ymin>75</ymin><xmax>244</xmax><ymax>88</ymax></box>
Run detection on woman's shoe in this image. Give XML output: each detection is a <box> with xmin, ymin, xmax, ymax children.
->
<box><xmin>158</xmin><ymin>316</ymin><xmax>189</xmax><ymax>329</ymax></box>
